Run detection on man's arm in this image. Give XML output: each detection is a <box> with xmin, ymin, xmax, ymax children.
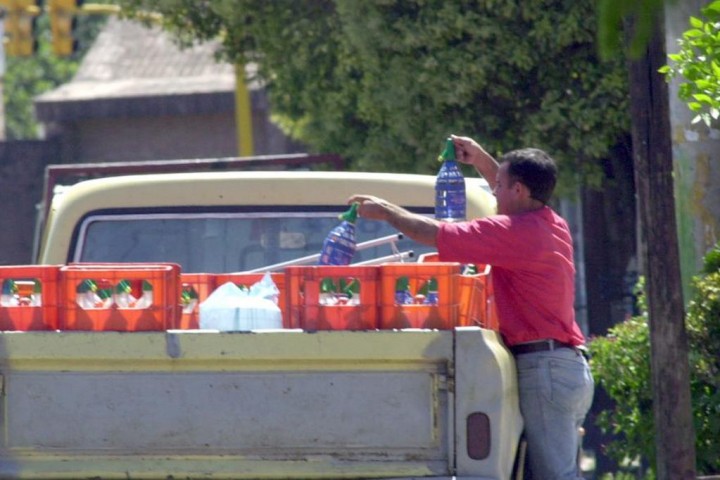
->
<box><xmin>347</xmin><ymin>195</ymin><xmax>440</xmax><ymax>247</ymax></box>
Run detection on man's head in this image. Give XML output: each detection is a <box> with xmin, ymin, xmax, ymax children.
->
<box><xmin>493</xmin><ymin>148</ymin><xmax>557</xmax><ymax>215</ymax></box>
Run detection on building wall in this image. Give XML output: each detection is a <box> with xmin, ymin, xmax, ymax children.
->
<box><xmin>73</xmin><ymin>113</ymin><xmax>239</xmax><ymax>162</ymax></box>
<box><xmin>42</xmin><ymin>90</ymin><xmax>305</xmax><ymax>164</ymax></box>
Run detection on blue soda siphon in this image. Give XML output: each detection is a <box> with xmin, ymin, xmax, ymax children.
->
<box><xmin>394</xmin><ymin>276</ymin><xmax>414</xmax><ymax>305</ymax></box>
<box><xmin>435</xmin><ymin>137</ymin><xmax>466</xmax><ymax>222</ymax></box>
<box><xmin>422</xmin><ymin>277</ymin><xmax>439</xmax><ymax>305</ymax></box>
<box><xmin>318</xmin><ymin>203</ymin><xmax>359</xmax><ymax>266</ymax></box>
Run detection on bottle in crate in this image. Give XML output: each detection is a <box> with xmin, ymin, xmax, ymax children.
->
<box><xmin>286</xmin><ymin>265</ymin><xmax>379</xmax><ymax>331</ymax></box>
<box><xmin>435</xmin><ymin>137</ymin><xmax>466</xmax><ymax>222</ymax></box>
<box><xmin>318</xmin><ymin>203</ymin><xmax>359</xmax><ymax>266</ymax></box>
<box><xmin>0</xmin><ymin>266</ymin><xmax>61</xmax><ymax>331</ymax></box>
<box><xmin>394</xmin><ymin>276</ymin><xmax>414</xmax><ymax>305</ymax></box>
<box><xmin>344</xmin><ymin>278</ymin><xmax>361</xmax><ymax>306</ymax></box>
<box><xmin>380</xmin><ymin>263</ymin><xmax>461</xmax><ymax>330</ymax></box>
<box><xmin>114</xmin><ymin>280</ymin><xmax>137</xmax><ymax>308</ymax></box>
<box><xmin>422</xmin><ymin>277</ymin><xmax>439</xmax><ymax>305</ymax></box>
<box><xmin>61</xmin><ymin>264</ymin><xmax>180</xmax><ymax>331</ymax></box>
<box><xmin>13</xmin><ymin>280</ymin><xmax>34</xmax><ymax>306</ymax></box>
<box><xmin>134</xmin><ymin>280</ymin><xmax>154</xmax><ymax>309</ymax></box>
<box><xmin>181</xmin><ymin>283</ymin><xmax>198</xmax><ymax>314</ymax></box>
<box><xmin>76</xmin><ymin>279</ymin><xmax>98</xmax><ymax>309</ymax></box>
<box><xmin>31</xmin><ymin>280</ymin><xmax>42</xmax><ymax>306</ymax></box>
<box><xmin>319</xmin><ymin>278</ymin><xmax>338</xmax><ymax>305</ymax></box>
<box><xmin>1</xmin><ymin>279</ymin><xmax>17</xmax><ymax>306</ymax></box>
<box><xmin>96</xmin><ymin>280</ymin><xmax>114</xmax><ymax>308</ymax></box>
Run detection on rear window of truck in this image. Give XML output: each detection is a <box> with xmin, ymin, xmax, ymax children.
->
<box><xmin>72</xmin><ymin>207</ymin><xmax>435</xmax><ymax>273</ymax></box>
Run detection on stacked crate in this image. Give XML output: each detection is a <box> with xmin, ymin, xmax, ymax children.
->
<box><xmin>59</xmin><ymin>263</ymin><xmax>181</xmax><ymax>331</ymax></box>
<box><xmin>285</xmin><ymin>266</ymin><xmax>379</xmax><ymax>330</ymax></box>
<box><xmin>0</xmin><ymin>265</ymin><xmax>61</xmax><ymax>331</ymax></box>
<box><xmin>0</xmin><ymin>261</ymin><xmax>497</xmax><ymax>332</ymax></box>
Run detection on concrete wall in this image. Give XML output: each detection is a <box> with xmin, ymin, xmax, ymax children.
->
<box><xmin>71</xmin><ymin>113</ymin><xmax>239</xmax><ymax>162</ymax></box>
<box><xmin>38</xmin><ymin>89</ymin><xmax>306</xmax><ymax>164</ymax></box>
<box><xmin>666</xmin><ymin>1</ymin><xmax>720</xmax><ymax>299</ymax></box>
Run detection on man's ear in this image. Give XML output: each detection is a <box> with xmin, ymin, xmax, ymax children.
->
<box><xmin>514</xmin><ymin>181</ymin><xmax>531</xmax><ymax>199</ymax></box>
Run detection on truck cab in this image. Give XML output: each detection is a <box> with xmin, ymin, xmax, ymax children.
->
<box><xmin>1</xmin><ymin>169</ymin><xmax>523</xmax><ymax>480</ymax></box>
<box><xmin>39</xmin><ymin>170</ymin><xmax>495</xmax><ymax>270</ymax></box>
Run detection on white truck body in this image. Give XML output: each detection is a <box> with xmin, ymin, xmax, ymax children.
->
<box><xmin>0</xmin><ymin>170</ymin><xmax>523</xmax><ymax>479</ymax></box>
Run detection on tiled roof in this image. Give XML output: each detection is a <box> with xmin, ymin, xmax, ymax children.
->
<box><xmin>36</xmin><ymin>18</ymin><xmax>235</xmax><ymax>103</ymax></box>
<box><xmin>35</xmin><ymin>17</ymin><xmax>243</xmax><ymax>120</ymax></box>
<box><xmin>74</xmin><ymin>17</ymin><xmax>234</xmax><ymax>82</ymax></box>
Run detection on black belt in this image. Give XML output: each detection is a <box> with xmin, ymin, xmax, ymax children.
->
<box><xmin>509</xmin><ymin>339</ymin><xmax>584</xmax><ymax>356</ymax></box>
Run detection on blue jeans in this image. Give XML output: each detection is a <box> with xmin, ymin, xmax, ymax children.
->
<box><xmin>515</xmin><ymin>348</ymin><xmax>594</xmax><ymax>480</ymax></box>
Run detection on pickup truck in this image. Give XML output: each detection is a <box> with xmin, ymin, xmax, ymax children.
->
<box><xmin>0</xmin><ymin>167</ymin><xmax>523</xmax><ymax>479</ymax></box>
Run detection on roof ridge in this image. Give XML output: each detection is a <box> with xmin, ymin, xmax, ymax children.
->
<box><xmin>74</xmin><ymin>17</ymin><xmax>234</xmax><ymax>83</ymax></box>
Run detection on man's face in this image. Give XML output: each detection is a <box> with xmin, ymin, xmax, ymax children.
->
<box><xmin>492</xmin><ymin>162</ymin><xmax>523</xmax><ymax>215</ymax></box>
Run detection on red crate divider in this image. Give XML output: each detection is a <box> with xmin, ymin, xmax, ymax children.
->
<box><xmin>285</xmin><ymin>266</ymin><xmax>379</xmax><ymax>331</ymax></box>
<box><xmin>458</xmin><ymin>265</ymin><xmax>499</xmax><ymax>330</ymax></box>
<box><xmin>0</xmin><ymin>265</ymin><xmax>62</xmax><ymax>331</ymax></box>
<box><xmin>59</xmin><ymin>263</ymin><xmax>181</xmax><ymax>331</ymax></box>
<box><xmin>178</xmin><ymin>273</ymin><xmax>217</xmax><ymax>329</ymax></box>
<box><xmin>379</xmin><ymin>263</ymin><xmax>461</xmax><ymax>330</ymax></box>
<box><xmin>213</xmin><ymin>272</ymin><xmax>287</xmax><ymax>328</ymax></box>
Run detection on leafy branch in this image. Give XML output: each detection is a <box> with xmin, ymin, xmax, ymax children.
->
<box><xmin>660</xmin><ymin>1</ymin><xmax>720</xmax><ymax>127</ymax></box>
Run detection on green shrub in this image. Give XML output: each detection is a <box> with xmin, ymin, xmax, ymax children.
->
<box><xmin>685</xmin><ymin>270</ymin><xmax>720</xmax><ymax>472</ymax></box>
<box><xmin>589</xmin><ymin>244</ymin><xmax>720</xmax><ymax>475</ymax></box>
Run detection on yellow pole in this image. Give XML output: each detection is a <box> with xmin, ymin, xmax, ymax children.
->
<box><xmin>235</xmin><ymin>64</ymin><xmax>253</xmax><ymax>157</ymax></box>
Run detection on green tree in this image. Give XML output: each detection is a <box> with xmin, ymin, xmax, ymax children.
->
<box><xmin>660</xmin><ymin>0</ymin><xmax>720</xmax><ymax>127</ymax></box>
<box><xmin>589</xmin><ymin>248</ymin><xmax>720</xmax><ymax>475</ymax></box>
<box><xmin>2</xmin><ymin>8</ymin><xmax>108</xmax><ymax>140</ymax></box>
<box><xmin>120</xmin><ymin>0</ymin><xmax>630</xmax><ymax>192</ymax></box>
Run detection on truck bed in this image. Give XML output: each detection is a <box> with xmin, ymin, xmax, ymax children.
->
<box><xmin>0</xmin><ymin>328</ymin><xmax>520</xmax><ymax>479</ymax></box>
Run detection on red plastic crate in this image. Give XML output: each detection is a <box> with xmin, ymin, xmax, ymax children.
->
<box><xmin>178</xmin><ymin>273</ymin><xmax>217</xmax><ymax>329</ymax></box>
<box><xmin>213</xmin><ymin>272</ymin><xmax>287</xmax><ymax>328</ymax></box>
<box><xmin>285</xmin><ymin>266</ymin><xmax>379</xmax><ymax>331</ymax></box>
<box><xmin>59</xmin><ymin>263</ymin><xmax>181</xmax><ymax>331</ymax></box>
<box><xmin>0</xmin><ymin>265</ymin><xmax>61</xmax><ymax>331</ymax></box>
<box><xmin>458</xmin><ymin>265</ymin><xmax>499</xmax><ymax>330</ymax></box>
<box><xmin>379</xmin><ymin>263</ymin><xmax>461</xmax><ymax>329</ymax></box>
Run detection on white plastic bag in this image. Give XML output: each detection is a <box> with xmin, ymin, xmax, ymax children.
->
<box><xmin>199</xmin><ymin>272</ymin><xmax>282</xmax><ymax>331</ymax></box>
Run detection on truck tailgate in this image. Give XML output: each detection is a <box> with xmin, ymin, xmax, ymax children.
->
<box><xmin>0</xmin><ymin>330</ymin><xmax>459</xmax><ymax>479</ymax></box>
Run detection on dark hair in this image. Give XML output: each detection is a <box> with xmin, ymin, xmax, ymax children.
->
<box><xmin>499</xmin><ymin>148</ymin><xmax>557</xmax><ymax>204</ymax></box>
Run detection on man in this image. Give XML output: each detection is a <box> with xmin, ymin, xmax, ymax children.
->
<box><xmin>348</xmin><ymin>134</ymin><xmax>594</xmax><ymax>479</ymax></box>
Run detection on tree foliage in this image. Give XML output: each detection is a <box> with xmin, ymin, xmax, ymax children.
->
<box><xmin>660</xmin><ymin>0</ymin><xmax>720</xmax><ymax>127</ymax></box>
<box><xmin>595</xmin><ymin>0</ymin><xmax>669</xmax><ymax>60</ymax></box>
<box><xmin>119</xmin><ymin>0</ymin><xmax>629</xmax><ymax>193</ymax></box>
<box><xmin>589</xmin><ymin>248</ymin><xmax>720</xmax><ymax>475</ymax></box>
<box><xmin>2</xmin><ymin>10</ymin><xmax>108</xmax><ymax>140</ymax></box>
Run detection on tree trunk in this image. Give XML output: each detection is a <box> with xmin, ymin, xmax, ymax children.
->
<box><xmin>626</xmin><ymin>6</ymin><xmax>696</xmax><ymax>480</ymax></box>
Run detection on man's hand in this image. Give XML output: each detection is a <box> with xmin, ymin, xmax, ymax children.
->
<box><xmin>451</xmin><ymin>135</ymin><xmax>487</xmax><ymax>167</ymax></box>
<box><xmin>451</xmin><ymin>134</ymin><xmax>499</xmax><ymax>189</ymax></box>
<box><xmin>347</xmin><ymin>195</ymin><xmax>390</xmax><ymax>221</ymax></box>
<box><xmin>346</xmin><ymin>194</ymin><xmax>440</xmax><ymax>247</ymax></box>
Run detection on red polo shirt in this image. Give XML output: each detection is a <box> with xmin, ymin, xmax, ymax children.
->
<box><xmin>436</xmin><ymin>206</ymin><xmax>586</xmax><ymax>347</ymax></box>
